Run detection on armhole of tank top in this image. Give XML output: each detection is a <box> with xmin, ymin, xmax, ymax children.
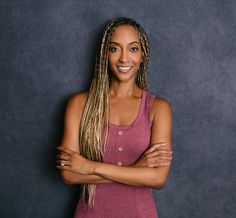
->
<box><xmin>147</xmin><ymin>94</ymin><xmax>155</xmax><ymax>127</ymax></box>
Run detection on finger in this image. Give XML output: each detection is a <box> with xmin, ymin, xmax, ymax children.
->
<box><xmin>57</xmin><ymin>151</ymin><xmax>70</xmax><ymax>156</ymax></box>
<box><xmin>153</xmin><ymin>150</ymin><xmax>173</xmax><ymax>158</ymax></box>
<box><xmin>56</xmin><ymin>165</ymin><xmax>72</xmax><ymax>171</ymax></box>
<box><xmin>57</xmin><ymin>146</ymin><xmax>75</xmax><ymax>155</ymax></box>
<box><xmin>148</xmin><ymin>159</ymin><xmax>171</xmax><ymax>167</ymax></box>
<box><xmin>149</xmin><ymin>142</ymin><xmax>168</xmax><ymax>151</ymax></box>
<box><xmin>58</xmin><ymin>150</ymin><xmax>72</xmax><ymax>157</ymax></box>
<box><xmin>145</xmin><ymin>142</ymin><xmax>167</xmax><ymax>154</ymax></box>
<box><xmin>146</xmin><ymin>160</ymin><xmax>158</xmax><ymax>168</ymax></box>
<box><xmin>147</xmin><ymin>150</ymin><xmax>172</xmax><ymax>158</ymax></box>
<box><xmin>56</xmin><ymin>159</ymin><xmax>71</xmax><ymax>166</ymax></box>
<box><xmin>56</xmin><ymin>153</ymin><xmax>70</xmax><ymax>160</ymax></box>
<box><xmin>145</xmin><ymin>148</ymin><xmax>172</xmax><ymax>156</ymax></box>
<box><xmin>56</xmin><ymin>159</ymin><xmax>72</xmax><ymax>167</ymax></box>
<box><xmin>148</xmin><ymin>163</ymin><xmax>157</xmax><ymax>168</ymax></box>
<box><xmin>56</xmin><ymin>159</ymin><xmax>66</xmax><ymax>166</ymax></box>
<box><xmin>150</xmin><ymin>157</ymin><xmax>172</xmax><ymax>164</ymax></box>
<box><xmin>153</xmin><ymin>156</ymin><xmax>172</xmax><ymax>160</ymax></box>
<box><xmin>151</xmin><ymin>148</ymin><xmax>173</xmax><ymax>154</ymax></box>
<box><xmin>156</xmin><ymin>162</ymin><xmax>171</xmax><ymax>167</ymax></box>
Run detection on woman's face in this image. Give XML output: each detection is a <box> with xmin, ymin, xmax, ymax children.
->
<box><xmin>108</xmin><ymin>24</ymin><xmax>143</xmax><ymax>82</ymax></box>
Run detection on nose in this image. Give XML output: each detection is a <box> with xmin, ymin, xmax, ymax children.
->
<box><xmin>118</xmin><ymin>49</ymin><xmax>129</xmax><ymax>63</ymax></box>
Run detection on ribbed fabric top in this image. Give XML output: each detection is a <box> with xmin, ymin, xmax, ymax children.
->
<box><xmin>74</xmin><ymin>89</ymin><xmax>158</xmax><ymax>218</ymax></box>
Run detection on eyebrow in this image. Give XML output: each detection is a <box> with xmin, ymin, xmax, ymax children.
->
<box><xmin>109</xmin><ymin>41</ymin><xmax>140</xmax><ymax>45</ymax></box>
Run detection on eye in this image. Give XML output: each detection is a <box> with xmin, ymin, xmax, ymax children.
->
<box><xmin>109</xmin><ymin>47</ymin><xmax>119</xmax><ymax>53</ymax></box>
<box><xmin>130</xmin><ymin>47</ymin><xmax>139</xmax><ymax>52</ymax></box>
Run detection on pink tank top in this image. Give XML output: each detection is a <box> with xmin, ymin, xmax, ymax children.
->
<box><xmin>74</xmin><ymin>89</ymin><xmax>158</xmax><ymax>218</ymax></box>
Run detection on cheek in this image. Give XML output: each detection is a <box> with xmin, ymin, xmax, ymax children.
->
<box><xmin>131</xmin><ymin>51</ymin><xmax>142</xmax><ymax>62</ymax></box>
<box><xmin>132</xmin><ymin>55</ymin><xmax>143</xmax><ymax>65</ymax></box>
<box><xmin>108</xmin><ymin>56</ymin><xmax>116</xmax><ymax>72</ymax></box>
<box><xmin>108</xmin><ymin>54</ymin><xmax>116</xmax><ymax>66</ymax></box>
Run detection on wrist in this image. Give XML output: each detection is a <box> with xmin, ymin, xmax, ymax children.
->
<box><xmin>90</xmin><ymin>161</ymin><xmax>100</xmax><ymax>175</ymax></box>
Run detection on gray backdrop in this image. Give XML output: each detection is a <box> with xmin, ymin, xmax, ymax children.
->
<box><xmin>0</xmin><ymin>1</ymin><xmax>235</xmax><ymax>218</ymax></box>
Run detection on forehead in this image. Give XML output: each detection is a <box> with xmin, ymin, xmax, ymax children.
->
<box><xmin>110</xmin><ymin>25</ymin><xmax>140</xmax><ymax>42</ymax></box>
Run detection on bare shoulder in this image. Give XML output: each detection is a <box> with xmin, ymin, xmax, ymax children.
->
<box><xmin>66</xmin><ymin>91</ymin><xmax>89</xmax><ymax>114</ymax></box>
<box><xmin>150</xmin><ymin>96</ymin><xmax>173</xmax><ymax>122</ymax></box>
<box><xmin>153</xmin><ymin>96</ymin><xmax>172</xmax><ymax>112</ymax></box>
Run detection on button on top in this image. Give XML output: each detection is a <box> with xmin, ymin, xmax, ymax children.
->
<box><xmin>118</xmin><ymin>147</ymin><xmax>123</xmax><ymax>151</ymax></box>
<box><xmin>118</xmin><ymin>130</ymin><xmax>123</xmax><ymax>135</ymax></box>
<box><xmin>117</xmin><ymin>162</ymin><xmax>122</xmax><ymax>166</ymax></box>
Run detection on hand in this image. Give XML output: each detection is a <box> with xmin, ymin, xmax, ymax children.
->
<box><xmin>56</xmin><ymin>146</ymin><xmax>95</xmax><ymax>175</ymax></box>
<box><xmin>132</xmin><ymin>142</ymin><xmax>173</xmax><ymax>168</ymax></box>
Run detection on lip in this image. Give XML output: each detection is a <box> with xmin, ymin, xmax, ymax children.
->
<box><xmin>117</xmin><ymin>66</ymin><xmax>132</xmax><ymax>73</ymax></box>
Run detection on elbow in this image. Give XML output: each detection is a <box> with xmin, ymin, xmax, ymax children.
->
<box><xmin>152</xmin><ymin>177</ymin><xmax>168</xmax><ymax>189</ymax></box>
<box><xmin>60</xmin><ymin>170</ymin><xmax>74</xmax><ymax>185</ymax></box>
<box><xmin>150</xmin><ymin>168</ymin><xmax>170</xmax><ymax>189</ymax></box>
<box><xmin>155</xmin><ymin>180</ymin><xmax>167</xmax><ymax>189</ymax></box>
<box><xmin>62</xmin><ymin>178</ymin><xmax>73</xmax><ymax>185</ymax></box>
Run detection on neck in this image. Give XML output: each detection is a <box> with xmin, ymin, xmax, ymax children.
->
<box><xmin>109</xmin><ymin>84</ymin><xmax>142</xmax><ymax>99</ymax></box>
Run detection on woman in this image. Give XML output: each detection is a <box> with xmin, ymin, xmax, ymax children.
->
<box><xmin>56</xmin><ymin>17</ymin><xmax>173</xmax><ymax>218</ymax></box>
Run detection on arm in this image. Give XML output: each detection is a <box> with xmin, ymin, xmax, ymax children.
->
<box><xmin>58</xmin><ymin>93</ymin><xmax>113</xmax><ymax>185</ymax></box>
<box><xmin>58</xmin><ymin>97</ymin><xmax>173</xmax><ymax>189</ymax></box>
<box><xmin>92</xmin><ymin>97</ymin><xmax>173</xmax><ymax>188</ymax></box>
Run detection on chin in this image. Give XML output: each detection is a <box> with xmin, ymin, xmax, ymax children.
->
<box><xmin>112</xmin><ymin>72</ymin><xmax>138</xmax><ymax>82</ymax></box>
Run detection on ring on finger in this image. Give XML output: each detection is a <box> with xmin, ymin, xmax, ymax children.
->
<box><xmin>61</xmin><ymin>160</ymin><xmax>65</xmax><ymax>167</ymax></box>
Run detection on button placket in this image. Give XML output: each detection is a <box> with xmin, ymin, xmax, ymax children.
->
<box><xmin>117</xmin><ymin>130</ymin><xmax>124</xmax><ymax>166</ymax></box>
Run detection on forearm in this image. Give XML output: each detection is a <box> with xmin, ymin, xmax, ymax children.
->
<box><xmin>93</xmin><ymin>162</ymin><xmax>166</xmax><ymax>188</ymax></box>
<box><xmin>60</xmin><ymin>170</ymin><xmax>113</xmax><ymax>185</ymax></box>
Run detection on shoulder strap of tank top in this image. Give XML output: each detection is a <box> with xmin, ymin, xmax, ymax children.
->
<box><xmin>144</xmin><ymin>90</ymin><xmax>156</xmax><ymax>126</ymax></box>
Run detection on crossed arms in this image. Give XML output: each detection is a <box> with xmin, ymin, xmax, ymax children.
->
<box><xmin>56</xmin><ymin>93</ymin><xmax>173</xmax><ymax>189</ymax></box>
